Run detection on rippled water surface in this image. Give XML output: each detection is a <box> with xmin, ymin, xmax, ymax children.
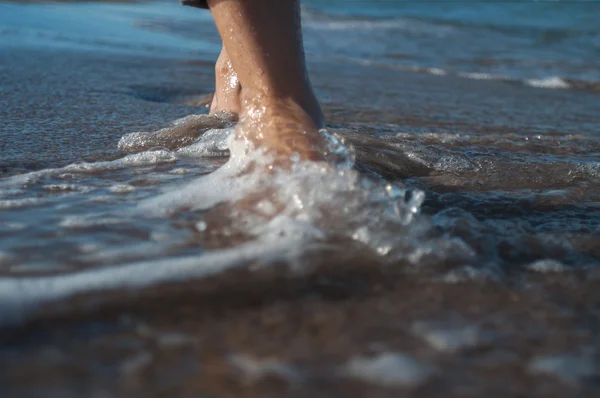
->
<box><xmin>1</xmin><ymin>0</ymin><xmax>600</xmax><ymax>396</ymax></box>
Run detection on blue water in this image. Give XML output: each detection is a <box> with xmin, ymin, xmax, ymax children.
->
<box><xmin>303</xmin><ymin>0</ymin><xmax>600</xmax><ymax>84</ymax></box>
<box><xmin>0</xmin><ymin>1</ymin><xmax>216</xmax><ymax>56</ymax></box>
<box><xmin>1</xmin><ymin>0</ymin><xmax>599</xmax><ymax>85</ymax></box>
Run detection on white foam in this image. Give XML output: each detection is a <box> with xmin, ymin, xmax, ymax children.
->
<box><xmin>42</xmin><ymin>184</ymin><xmax>85</xmax><ymax>193</ymax></box>
<box><xmin>117</xmin><ymin>112</ymin><xmax>235</xmax><ymax>153</ymax></box>
<box><xmin>176</xmin><ymin>127</ymin><xmax>232</xmax><ymax>158</ymax></box>
<box><xmin>169</xmin><ymin>168</ymin><xmax>191</xmax><ymax>175</ymax></box>
<box><xmin>3</xmin><ymin>222</ymin><xmax>27</xmax><ymax>231</ymax></box>
<box><xmin>525</xmin><ymin>76</ymin><xmax>571</xmax><ymax>89</ymax></box>
<box><xmin>0</xmin><ymin>129</ymin><xmax>429</xmax><ymax>325</ymax></box>
<box><xmin>64</xmin><ymin>150</ymin><xmax>177</xmax><ymax>172</ymax></box>
<box><xmin>526</xmin><ymin>259</ymin><xmax>567</xmax><ymax>272</ymax></box>
<box><xmin>426</xmin><ymin>67</ymin><xmax>447</xmax><ymax>76</ymax></box>
<box><xmin>303</xmin><ymin>13</ymin><xmax>453</xmax><ymax>37</ymax></box>
<box><xmin>120</xmin><ymin>352</ymin><xmax>153</xmax><ymax>375</ymax></box>
<box><xmin>458</xmin><ymin>72</ymin><xmax>507</xmax><ymax>81</ymax></box>
<box><xmin>0</xmin><ymin>197</ymin><xmax>49</xmax><ymax>210</ymax></box>
<box><xmin>230</xmin><ymin>355</ymin><xmax>302</xmax><ymax>383</ymax></box>
<box><xmin>529</xmin><ymin>353</ymin><xmax>596</xmax><ymax>385</ymax></box>
<box><xmin>0</xmin><ymin>150</ymin><xmax>177</xmax><ymax>189</ymax></box>
<box><xmin>89</xmin><ymin>195</ymin><xmax>118</xmax><ymax>203</ymax></box>
<box><xmin>108</xmin><ymin>184</ymin><xmax>135</xmax><ymax>193</ymax></box>
<box><xmin>411</xmin><ymin>319</ymin><xmax>489</xmax><ymax>353</ymax></box>
<box><xmin>407</xmin><ymin>237</ymin><xmax>475</xmax><ymax>266</ymax></box>
<box><xmin>59</xmin><ymin>215</ymin><xmax>126</xmax><ymax>228</ymax></box>
<box><xmin>156</xmin><ymin>333</ymin><xmax>197</xmax><ymax>348</ymax></box>
<box><xmin>441</xmin><ymin>265</ymin><xmax>501</xmax><ymax>283</ymax></box>
<box><xmin>140</xmin><ymin>130</ymin><xmax>426</xmax><ymax>266</ymax></box>
<box><xmin>77</xmin><ymin>240</ymin><xmax>185</xmax><ymax>264</ymax></box>
<box><xmin>0</xmin><ymin>188</ymin><xmax>24</xmax><ymax>198</ymax></box>
<box><xmin>0</xmin><ymin>233</ymin><xmax>306</xmax><ymax>326</ymax></box>
<box><xmin>342</xmin><ymin>352</ymin><xmax>433</xmax><ymax>388</ymax></box>
<box><xmin>348</xmin><ymin>62</ymin><xmax>573</xmax><ymax>91</ymax></box>
<box><xmin>172</xmin><ymin>114</ymin><xmax>210</xmax><ymax>126</ymax></box>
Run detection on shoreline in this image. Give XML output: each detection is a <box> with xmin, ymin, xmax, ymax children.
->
<box><xmin>3</xmin><ymin>44</ymin><xmax>598</xmax><ymax>175</ymax></box>
<box><xmin>2</xmin><ymin>1</ymin><xmax>600</xmax><ymax>396</ymax></box>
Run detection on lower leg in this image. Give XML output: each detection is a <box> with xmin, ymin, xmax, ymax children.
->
<box><xmin>207</xmin><ymin>0</ymin><xmax>325</xmax><ymax>160</ymax></box>
<box><xmin>209</xmin><ymin>47</ymin><xmax>242</xmax><ymax>115</ymax></box>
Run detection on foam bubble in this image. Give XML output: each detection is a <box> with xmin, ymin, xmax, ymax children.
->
<box><xmin>176</xmin><ymin>127</ymin><xmax>233</xmax><ymax>157</ymax></box>
<box><xmin>0</xmin><ymin>236</ymin><xmax>301</xmax><ymax>326</ymax></box>
<box><xmin>526</xmin><ymin>259</ymin><xmax>567</xmax><ymax>273</ymax></box>
<box><xmin>59</xmin><ymin>215</ymin><xmax>125</xmax><ymax>228</ymax></box>
<box><xmin>2</xmin><ymin>222</ymin><xmax>27</xmax><ymax>231</ymax></box>
<box><xmin>528</xmin><ymin>353</ymin><xmax>596</xmax><ymax>385</ymax></box>
<box><xmin>342</xmin><ymin>353</ymin><xmax>433</xmax><ymax>388</ymax></box>
<box><xmin>230</xmin><ymin>355</ymin><xmax>302</xmax><ymax>383</ymax></box>
<box><xmin>169</xmin><ymin>168</ymin><xmax>191</xmax><ymax>175</ymax></box>
<box><xmin>441</xmin><ymin>265</ymin><xmax>502</xmax><ymax>283</ymax></box>
<box><xmin>458</xmin><ymin>72</ymin><xmax>506</xmax><ymax>81</ymax></box>
<box><xmin>411</xmin><ymin>318</ymin><xmax>490</xmax><ymax>352</ymax></box>
<box><xmin>139</xmin><ymin>129</ymin><xmax>427</xmax><ymax>266</ymax></box>
<box><xmin>120</xmin><ymin>352</ymin><xmax>153</xmax><ymax>375</ymax></box>
<box><xmin>156</xmin><ymin>333</ymin><xmax>197</xmax><ymax>348</ymax></box>
<box><xmin>109</xmin><ymin>184</ymin><xmax>135</xmax><ymax>193</ymax></box>
<box><xmin>0</xmin><ymin>188</ymin><xmax>24</xmax><ymax>198</ymax></box>
<box><xmin>0</xmin><ymin>150</ymin><xmax>178</xmax><ymax>189</ymax></box>
<box><xmin>64</xmin><ymin>150</ymin><xmax>177</xmax><ymax>172</ymax></box>
<box><xmin>526</xmin><ymin>76</ymin><xmax>571</xmax><ymax>89</ymax></box>
<box><xmin>42</xmin><ymin>184</ymin><xmax>85</xmax><ymax>193</ymax></box>
<box><xmin>0</xmin><ymin>128</ymin><xmax>431</xmax><ymax>325</ymax></box>
<box><xmin>118</xmin><ymin>111</ymin><xmax>236</xmax><ymax>152</ymax></box>
<box><xmin>426</xmin><ymin>67</ymin><xmax>447</xmax><ymax>76</ymax></box>
<box><xmin>0</xmin><ymin>197</ymin><xmax>48</xmax><ymax>210</ymax></box>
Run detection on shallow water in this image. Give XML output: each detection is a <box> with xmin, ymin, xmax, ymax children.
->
<box><xmin>1</xmin><ymin>0</ymin><xmax>600</xmax><ymax>396</ymax></box>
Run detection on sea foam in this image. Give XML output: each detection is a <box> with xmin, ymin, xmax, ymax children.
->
<box><xmin>0</xmin><ymin>127</ymin><xmax>428</xmax><ymax>326</ymax></box>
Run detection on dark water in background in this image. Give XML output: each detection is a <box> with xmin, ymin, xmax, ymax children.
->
<box><xmin>1</xmin><ymin>0</ymin><xmax>600</xmax><ymax>396</ymax></box>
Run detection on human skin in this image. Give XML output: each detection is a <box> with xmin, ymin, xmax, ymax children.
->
<box><xmin>206</xmin><ymin>0</ymin><xmax>326</xmax><ymax>161</ymax></box>
<box><xmin>209</xmin><ymin>47</ymin><xmax>241</xmax><ymax>115</ymax></box>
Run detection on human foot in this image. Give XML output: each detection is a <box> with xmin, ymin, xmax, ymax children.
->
<box><xmin>234</xmin><ymin>93</ymin><xmax>327</xmax><ymax>163</ymax></box>
<box><xmin>207</xmin><ymin>0</ymin><xmax>326</xmax><ymax>163</ymax></box>
<box><xmin>209</xmin><ymin>48</ymin><xmax>242</xmax><ymax>115</ymax></box>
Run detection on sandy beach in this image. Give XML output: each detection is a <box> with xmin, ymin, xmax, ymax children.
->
<box><xmin>2</xmin><ymin>1</ymin><xmax>600</xmax><ymax>396</ymax></box>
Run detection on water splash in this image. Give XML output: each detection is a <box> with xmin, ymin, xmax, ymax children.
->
<box><xmin>0</xmin><ymin>125</ymin><xmax>430</xmax><ymax>326</ymax></box>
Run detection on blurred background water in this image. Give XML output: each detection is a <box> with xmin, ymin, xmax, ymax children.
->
<box><xmin>304</xmin><ymin>0</ymin><xmax>600</xmax><ymax>86</ymax></box>
<box><xmin>2</xmin><ymin>0</ymin><xmax>600</xmax><ymax>85</ymax></box>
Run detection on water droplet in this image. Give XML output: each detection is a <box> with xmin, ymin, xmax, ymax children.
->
<box><xmin>195</xmin><ymin>221</ymin><xmax>207</xmax><ymax>232</ymax></box>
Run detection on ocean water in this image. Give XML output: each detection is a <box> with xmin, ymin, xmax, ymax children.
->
<box><xmin>1</xmin><ymin>0</ymin><xmax>600</xmax><ymax>396</ymax></box>
<box><xmin>304</xmin><ymin>0</ymin><xmax>600</xmax><ymax>87</ymax></box>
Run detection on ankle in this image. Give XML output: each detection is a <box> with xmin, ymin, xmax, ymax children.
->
<box><xmin>240</xmin><ymin>88</ymin><xmax>324</xmax><ymax>129</ymax></box>
<box><xmin>210</xmin><ymin>50</ymin><xmax>242</xmax><ymax>115</ymax></box>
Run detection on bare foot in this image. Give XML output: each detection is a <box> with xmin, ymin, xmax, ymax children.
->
<box><xmin>206</xmin><ymin>0</ymin><xmax>327</xmax><ymax>164</ymax></box>
<box><xmin>209</xmin><ymin>48</ymin><xmax>242</xmax><ymax>115</ymax></box>
<box><xmin>234</xmin><ymin>93</ymin><xmax>327</xmax><ymax>163</ymax></box>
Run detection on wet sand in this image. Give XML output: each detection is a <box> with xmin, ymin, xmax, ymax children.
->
<box><xmin>2</xmin><ymin>262</ymin><xmax>600</xmax><ymax>397</ymax></box>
